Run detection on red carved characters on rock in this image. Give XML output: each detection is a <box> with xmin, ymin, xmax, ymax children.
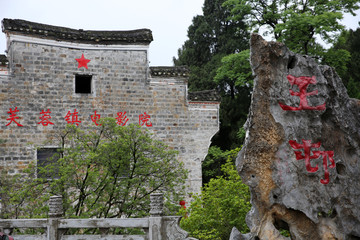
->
<box><xmin>279</xmin><ymin>75</ymin><xmax>326</xmax><ymax>111</ymax></box>
<box><xmin>289</xmin><ymin>140</ymin><xmax>335</xmax><ymax>184</ymax></box>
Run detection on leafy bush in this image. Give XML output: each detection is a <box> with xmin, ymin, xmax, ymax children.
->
<box><xmin>181</xmin><ymin>148</ymin><xmax>251</xmax><ymax>240</ymax></box>
<box><xmin>0</xmin><ymin>118</ymin><xmax>187</xmax><ymax>219</ymax></box>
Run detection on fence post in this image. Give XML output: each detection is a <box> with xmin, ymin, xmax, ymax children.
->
<box><xmin>47</xmin><ymin>195</ymin><xmax>63</xmax><ymax>240</ymax></box>
<box><xmin>149</xmin><ymin>193</ymin><xmax>163</xmax><ymax>240</ymax></box>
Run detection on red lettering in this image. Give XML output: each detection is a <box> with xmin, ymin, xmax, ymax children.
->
<box><xmin>38</xmin><ymin>109</ymin><xmax>54</xmax><ymax>126</ymax></box>
<box><xmin>65</xmin><ymin>109</ymin><xmax>81</xmax><ymax>126</ymax></box>
<box><xmin>6</xmin><ymin>107</ymin><xmax>23</xmax><ymax>127</ymax></box>
<box><xmin>116</xmin><ymin>112</ymin><xmax>129</xmax><ymax>126</ymax></box>
<box><xmin>289</xmin><ymin>140</ymin><xmax>335</xmax><ymax>184</ymax></box>
<box><xmin>279</xmin><ymin>75</ymin><xmax>326</xmax><ymax>111</ymax></box>
<box><xmin>91</xmin><ymin>110</ymin><xmax>101</xmax><ymax>126</ymax></box>
<box><xmin>139</xmin><ymin>112</ymin><xmax>152</xmax><ymax>127</ymax></box>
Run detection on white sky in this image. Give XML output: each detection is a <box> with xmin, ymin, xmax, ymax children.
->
<box><xmin>0</xmin><ymin>0</ymin><xmax>204</xmax><ymax>66</ymax></box>
<box><xmin>0</xmin><ymin>0</ymin><xmax>359</xmax><ymax>66</ymax></box>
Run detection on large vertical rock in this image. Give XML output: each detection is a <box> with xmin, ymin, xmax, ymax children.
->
<box><xmin>237</xmin><ymin>34</ymin><xmax>360</xmax><ymax>239</ymax></box>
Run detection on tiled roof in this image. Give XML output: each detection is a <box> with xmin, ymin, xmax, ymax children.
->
<box><xmin>0</xmin><ymin>54</ymin><xmax>8</xmax><ymax>66</ymax></box>
<box><xmin>188</xmin><ymin>90</ymin><xmax>220</xmax><ymax>102</ymax></box>
<box><xmin>2</xmin><ymin>19</ymin><xmax>153</xmax><ymax>45</ymax></box>
<box><xmin>150</xmin><ymin>66</ymin><xmax>190</xmax><ymax>78</ymax></box>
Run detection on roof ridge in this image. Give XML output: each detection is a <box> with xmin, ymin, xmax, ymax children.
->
<box><xmin>188</xmin><ymin>89</ymin><xmax>221</xmax><ymax>102</ymax></box>
<box><xmin>2</xmin><ymin>18</ymin><xmax>153</xmax><ymax>45</ymax></box>
<box><xmin>150</xmin><ymin>66</ymin><xmax>190</xmax><ymax>77</ymax></box>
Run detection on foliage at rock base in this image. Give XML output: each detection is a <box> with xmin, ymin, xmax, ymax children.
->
<box><xmin>181</xmin><ymin>148</ymin><xmax>251</xmax><ymax>240</ymax></box>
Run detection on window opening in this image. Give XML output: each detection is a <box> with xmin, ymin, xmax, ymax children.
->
<box><xmin>75</xmin><ymin>75</ymin><xmax>92</xmax><ymax>94</ymax></box>
<box><xmin>37</xmin><ymin>148</ymin><xmax>61</xmax><ymax>179</ymax></box>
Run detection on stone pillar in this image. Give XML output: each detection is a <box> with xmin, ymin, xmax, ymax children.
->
<box><xmin>150</xmin><ymin>193</ymin><xmax>163</xmax><ymax>217</ymax></box>
<box><xmin>47</xmin><ymin>195</ymin><xmax>63</xmax><ymax>240</ymax></box>
<box><xmin>149</xmin><ymin>193</ymin><xmax>163</xmax><ymax>240</ymax></box>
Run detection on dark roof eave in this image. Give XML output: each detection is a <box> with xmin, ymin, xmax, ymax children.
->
<box><xmin>150</xmin><ymin>66</ymin><xmax>190</xmax><ymax>78</ymax></box>
<box><xmin>188</xmin><ymin>90</ymin><xmax>221</xmax><ymax>102</ymax></box>
<box><xmin>2</xmin><ymin>18</ymin><xmax>153</xmax><ymax>45</ymax></box>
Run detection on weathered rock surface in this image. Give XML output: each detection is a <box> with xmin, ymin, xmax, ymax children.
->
<box><xmin>236</xmin><ymin>34</ymin><xmax>360</xmax><ymax>239</ymax></box>
<box><xmin>229</xmin><ymin>227</ymin><xmax>252</xmax><ymax>240</ymax></box>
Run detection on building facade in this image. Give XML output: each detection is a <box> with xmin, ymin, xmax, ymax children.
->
<box><xmin>0</xmin><ymin>19</ymin><xmax>219</xmax><ymax>195</ymax></box>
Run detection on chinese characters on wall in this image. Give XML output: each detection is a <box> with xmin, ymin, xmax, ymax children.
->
<box><xmin>279</xmin><ymin>75</ymin><xmax>335</xmax><ymax>184</ymax></box>
<box><xmin>4</xmin><ymin>108</ymin><xmax>152</xmax><ymax>128</ymax></box>
<box><xmin>3</xmin><ymin>54</ymin><xmax>154</xmax><ymax>128</ymax></box>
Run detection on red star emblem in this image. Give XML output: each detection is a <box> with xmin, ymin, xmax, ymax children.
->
<box><xmin>75</xmin><ymin>54</ymin><xmax>91</xmax><ymax>69</ymax></box>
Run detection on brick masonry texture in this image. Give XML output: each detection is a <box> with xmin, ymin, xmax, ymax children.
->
<box><xmin>0</xmin><ymin>27</ymin><xmax>219</xmax><ymax>195</ymax></box>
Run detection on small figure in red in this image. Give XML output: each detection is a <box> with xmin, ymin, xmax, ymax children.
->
<box><xmin>139</xmin><ymin>112</ymin><xmax>152</xmax><ymax>127</ymax></box>
<box><xmin>0</xmin><ymin>231</ymin><xmax>14</xmax><ymax>240</ymax></box>
<box><xmin>116</xmin><ymin>112</ymin><xmax>129</xmax><ymax>126</ymax></box>
<box><xmin>279</xmin><ymin>75</ymin><xmax>326</xmax><ymax>111</ymax></box>
<box><xmin>38</xmin><ymin>109</ymin><xmax>54</xmax><ymax>126</ymax></box>
<box><xmin>179</xmin><ymin>200</ymin><xmax>186</xmax><ymax>209</ymax></box>
<box><xmin>179</xmin><ymin>200</ymin><xmax>188</xmax><ymax>218</ymax></box>
<box><xmin>6</xmin><ymin>107</ymin><xmax>23</xmax><ymax>127</ymax></box>
<box><xmin>64</xmin><ymin>109</ymin><xmax>81</xmax><ymax>126</ymax></box>
<box><xmin>91</xmin><ymin>110</ymin><xmax>101</xmax><ymax>126</ymax></box>
<box><xmin>289</xmin><ymin>139</ymin><xmax>335</xmax><ymax>184</ymax></box>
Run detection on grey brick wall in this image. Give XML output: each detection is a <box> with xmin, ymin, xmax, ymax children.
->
<box><xmin>0</xmin><ymin>39</ymin><xmax>219</xmax><ymax>195</ymax></box>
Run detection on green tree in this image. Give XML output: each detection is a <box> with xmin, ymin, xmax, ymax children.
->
<box><xmin>174</xmin><ymin>0</ymin><xmax>249</xmax><ymax>91</ymax></box>
<box><xmin>214</xmin><ymin>50</ymin><xmax>252</xmax><ymax>99</ymax></box>
<box><xmin>180</xmin><ymin>148</ymin><xmax>251</xmax><ymax>240</ymax></box>
<box><xmin>1</xmin><ymin>118</ymin><xmax>187</xmax><ymax>219</ymax></box>
<box><xmin>173</xmin><ymin>0</ymin><xmax>251</xmax><ymax>151</ymax></box>
<box><xmin>323</xmin><ymin>26</ymin><xmax>360</xmax><ymax>99</ymax></box>
<box><xmin>202</xmin><ymin>146</ymin><xmax>235</xmax><ymax>184</ymax></box>
<box><xmin>210</xmin><ymin>50</ymin><xmax>252</xmax><ymax>149</ymax></box>
<box><xmin>224</xmin><ymin>0</ymin><xmax>360</xmax><ymax>55</ymax></box>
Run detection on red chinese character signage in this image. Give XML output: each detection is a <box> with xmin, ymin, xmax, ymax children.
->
<box><xmin>5</xmin><ymin>108</ymin><xmax>153</xmax><ymax>128</ymax></box>
<box><xmin>279</xmin><ymin>75</ymin><xmax>326</xmax><ymax>111</ymax></box>
<box><xmin>38</xmin><ymin>109</ymin><xmax>54</xmax><ymax>126</ymax></box>
<box><xmin>6</xmin><ymin>107</ymin><xmax>23</xmax><ymax>127</ymax></box>
<box><xmin>139</xmin><ymin>112</ymin><xmax>152</xmax><ymax>127</ymax></box>
<box><xmin>289</xmin><ymin>140</ymin><xmax>335</xmax><ymax>184</ymax></box>
<box><xmin>116</xmin><ymin>112</ymin><xmax>129</xmax><ymax>126</ymax></box>
<box><xmin>65</xmin><ymin>109</ymin><xmax>82</xmax><ymax>126</ymax></box>
<box><xmin>91</xmin><ymin>111</ymin><xmax>101</xmax><ymax>126</ymax></box>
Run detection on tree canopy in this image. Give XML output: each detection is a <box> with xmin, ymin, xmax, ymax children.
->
<box><xmin>224</xmin><ymin>0</ymin><xmax>360</xmax><ymax>55</ymax></box>
<box><xmin>0</xmin><ymin>119</ymin><xmax>187</xmax><ymax>219</ymax></box>
<box><xmin>214</xmin><ymin>49</ymin><xmax>252</xmax><ymax>99</ymax></box>
<box><xmin>322</xmin><ymin>26</ymin><xmax>360</xmax><ymax>99</ymax></box>
<box><xmin>174</xmin><ymin>0</ymin><xmax>249</xmax><ymax>91</ymax></box>
<box><xmin>205</xmin><ymin>48</ymin><xmax>253</xmax><ymax>150</ymax></box>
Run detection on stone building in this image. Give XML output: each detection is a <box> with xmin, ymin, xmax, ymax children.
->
<box><xmin>0</xmin><ymin>19</ymin><xmax>219</xmax><ymax>195</ymax></box>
